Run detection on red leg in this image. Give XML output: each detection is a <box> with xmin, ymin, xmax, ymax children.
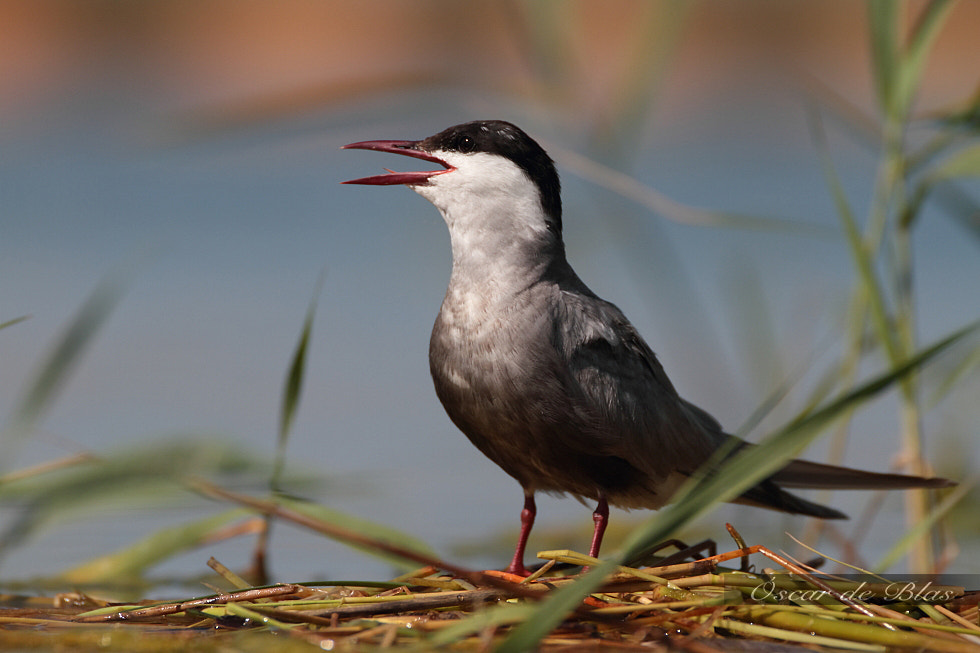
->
<box><xmin>588</xmin><ymin>496</ymin><xmax>609</xmax><ymax>560</ymax></box>
<box><xmin>505</xmin><ymin>493</ymin><xmax>536</xmax><ymax>576</ymax></box>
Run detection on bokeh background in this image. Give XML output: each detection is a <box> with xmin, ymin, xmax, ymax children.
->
<box><xmin>2</xmin><ymin>1</ymin><xmax>978</xmax><ymax>586</ymax></box>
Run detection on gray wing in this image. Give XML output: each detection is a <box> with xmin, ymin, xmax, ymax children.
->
<box><xmin>551</xmin><ymin>288</ymin><xmax>730</xmax><ymax>482</ymax></box>
<box><xmin>546</xmin><ymin>283</ymin><xmax>950</xmax><ymax>518</ymax></box>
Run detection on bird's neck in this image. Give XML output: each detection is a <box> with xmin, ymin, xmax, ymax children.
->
<box><xmin>448</xmin><ymin>230</ymin><xmax>565</xmax><ymax>301</ymax></box>
<box><xmin>438</xmin><ymin>199</ymin><xmax>564</xmax><ymax>289</ymax></box>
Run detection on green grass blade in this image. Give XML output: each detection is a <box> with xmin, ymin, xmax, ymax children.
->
<box><xmin>721</xmin><ymin>262</ymin><xmax>785</xmax><ymax>401</ymax></box>
<box><xmin>275</xmin><ymin>273</ymin><xmax>325</xmax><ymax>492</ymax></box>
<box><xmin>0</xmin><ymin>438</ymin><xmax>267</xmax><ymax>562</ymax></box>
<box><xmin>59</xmin><ymin>509</ymin><xmax>251</xmax><ymax>584</ymax></box>
<box><xmin>940</xmin><ymin>85</ymin><xmax>980</xmax><ymax>129</ymax></box>
<box><xmin>0</xmin><ymin>315</ymin><xmax>30</xmax><ymax>331</ymax></box>
<box><xmin>418</xmin><ymin>601</ymin><xmax>538</xmax><ymax>650</ymax></box>
<box><xmin>928</xmin><ymin>338</ymin><xmax>980</xmax><ymax>403</ymax></box>
<box><xmin>874</xmin><ymin>476</ymin><xmax>974</xmax><ymax>572</ymax></box>
<box><xmin>868</xmin><ymin>0</ymin><xmax>954</xmax><ymax>124</ymax></box>
<box><xmin>3</xmin><ymin>275</ymin><xmax>126</xmax><ymax>468</ymax></box>
<box><xmin>275</xmin><ymin>495</ymin><xmax>439</xmax><ymax>571</ymax></box>
<box><xmin>927</xmin><ymin>142</ymin><xmax>980</xmax><ymax>181</ymax></box>
<box><xmin>517</xmin><ymin>0</ymin><xmax>576</xmax><ymax>86</ymax></box>
<box><xmin>867</xmin><ymin>0</ymin><xmax>899</xmax><ymax>116</ymax></box>
<box><xmin>623</xmin><ymin>318</ymin><xmax>978</xmax><ymax>565</ymax></box>
<box><xmin>495</xmin><ymin>560</ymin><xmax>618</xmax><ymax>653</ymax></box>
<box><xmin>590</xmin><ymin>1</ymin><xmax>689</xmax><ymax>159</ymax></box>
<box><xmin>493</xmin><ymin>322</ymin><xmax>976</xmax><ymax>651</ymax></box>
<box><xmin>896</xmin><ymin>0</ymin><xmax>956</xmax><ymax>118</ymax></box>
<box><xmin>552</xmin><ymin>144</ymin><xmax>826</xmax><ymax>233</ymax></box>
<box><xmin>809</xmin><ymin>109</ymin><xmax>901</xmax><ymax>364</ymax></box>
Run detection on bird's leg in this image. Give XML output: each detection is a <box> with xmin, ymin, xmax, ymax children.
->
<box><xmin>588</xmin><ymin>496</ymin><xmax>609</xmax><ymax>560</ymax></box>
<box><xmin>505</xmin><ymin>493</ymin><xmax>536</xmax><ymax>577</ymax></box>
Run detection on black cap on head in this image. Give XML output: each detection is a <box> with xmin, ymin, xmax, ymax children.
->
<box><xmin>420</xmin><ymin>120</ymin><xmax>562</xmax><ymax>232</ymax></box>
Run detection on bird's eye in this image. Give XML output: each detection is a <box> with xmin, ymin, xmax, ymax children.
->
<box><xmin>457</xmin><ymin>136</ymin><xmax>475</xmax><ymax>153</ymax></box>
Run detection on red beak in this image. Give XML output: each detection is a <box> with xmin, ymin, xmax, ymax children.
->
<box><xmin>341</xmin><ymin>140</ymin><xmax>454</xmax><ymax>185</ymax></box>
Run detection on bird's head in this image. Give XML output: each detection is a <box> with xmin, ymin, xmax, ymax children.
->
<box><xmin>343</xmin><ymin>121</ymin><xmax>563</xmax><ymax>247</ymax></box>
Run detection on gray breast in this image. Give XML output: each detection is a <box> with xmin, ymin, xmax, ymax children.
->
<box><xmin>427</xmin><ymin>278</ymin><xmax>679</xmax><ymax>506</ymax></box>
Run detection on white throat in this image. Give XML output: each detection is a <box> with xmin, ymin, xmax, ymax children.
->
<box><xmin>412</xmin><ymin>151</ymin><xmax>553</xmax><ymax>277</ymax></box>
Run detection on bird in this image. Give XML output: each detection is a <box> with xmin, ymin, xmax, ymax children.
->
<box><xmin>342</xmin><ymin>120</ymin><xmax>953</xmax><ymax>576</ymax></box>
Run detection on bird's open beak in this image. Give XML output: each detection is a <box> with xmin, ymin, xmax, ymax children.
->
<box><xmin>341</xmin><ymin>140</ymin><xmax>454</xmax><ymax>185</ymax></box>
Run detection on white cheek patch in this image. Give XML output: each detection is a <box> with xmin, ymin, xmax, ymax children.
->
<box><xmin>415</xmin><ymin>153</ymin><xmax>533</xmax><ymax>206</ymax></box>
<box><xmin>443</xmin><ymin>151</ymin><xmax>527</xmax><ymax>186</ymax></box>
<box><xmin>413</xmin><ymin>151</ymin><xmax>548</xmax><ymax>241</ymax></box>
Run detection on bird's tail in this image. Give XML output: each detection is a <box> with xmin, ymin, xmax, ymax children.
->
<box><xmin>734</xmin><ymin>459</ymin><xmax>953</xmax><ymax>520</ymax></box>
<box><xmin>735</xmin><ymin>479</ymin><xmax>849</xmax><ymax>519</ymax></box>
<box><xmin>771</xmin><ymin>459</ymin><xmax>954</xmax><ymax>491</ymax></box>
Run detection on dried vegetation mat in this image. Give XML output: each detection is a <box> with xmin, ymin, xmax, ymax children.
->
<box><xmin>2</xmin><ymin>536</ymin><xmax>979</xmax><ymax>652</ymax></box>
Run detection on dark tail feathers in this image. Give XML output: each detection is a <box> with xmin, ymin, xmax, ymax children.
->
<box><xmin>735</xmin><ymin>459</ymin><xmax>953</xmax><ymax>520</ymax></box>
